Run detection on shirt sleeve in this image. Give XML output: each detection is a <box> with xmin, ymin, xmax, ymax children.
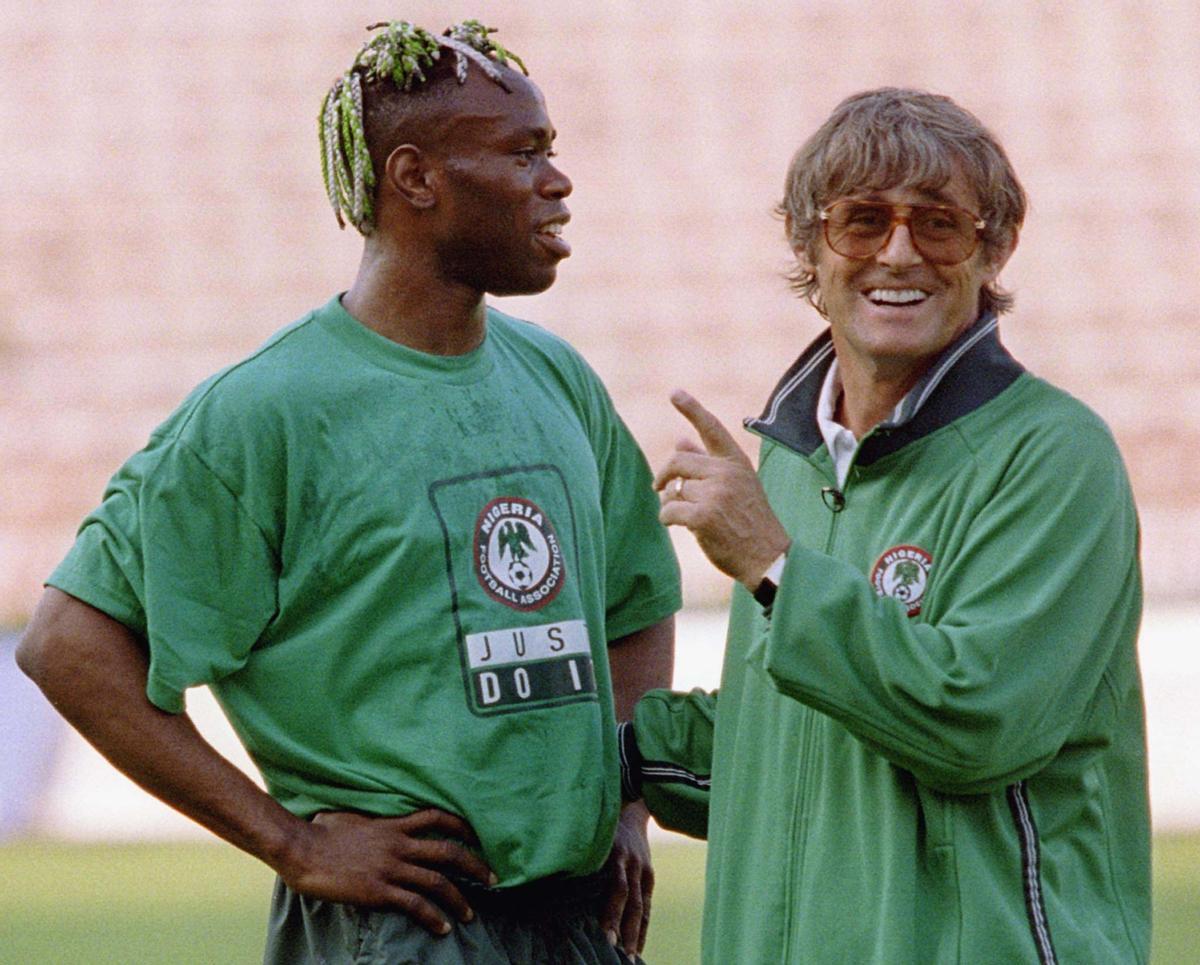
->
<box><xmin>49</xmin><ymin>437</ymin><xmax>279</xmax><ymax>714</ymax></box>
<box><xmin>556</xmin><ymin>357</ymin><xmax>681</xmax><ymax>638</ymax></box>
<box><xmin>588</xmin><ymin>382</ymin><xmax>683</xmax><ymax>641</ymax></box>
<box><xmin>753</xmin><ymin>418</ymin><xmax>1142</xmax><ymax>795</ymax></box>
<box><xmin>48</xmin><ymin>448</ymin><xmax>155</xmax><ymax>639</ymax></box>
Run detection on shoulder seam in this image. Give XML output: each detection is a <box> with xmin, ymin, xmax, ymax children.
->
<box><xmin>164</xmin><ymin>313</ymin><xmax>318</xmax><ymax>442</ymax></box>
<box><xmin>169</xmin><ymin>436</ymin><xmax>281</xmax><ymax>565</ymax></box>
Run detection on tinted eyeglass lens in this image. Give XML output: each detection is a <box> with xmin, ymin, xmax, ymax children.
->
<box><xmin>824</xmin><ymin>202</ymin><xmax>979</xmax><ymax>264</ymax></box>
<box><xmin>910</xmin><ymin>206</ymin><xmax>977</xmax><ymax>262</ymax></box>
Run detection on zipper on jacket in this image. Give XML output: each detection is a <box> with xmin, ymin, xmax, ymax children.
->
<box><xmin>818</xmin><ymin>421</ymin><xmax>885</xmax><ymax>531</ymax></box>
<box><xmin>821</xmin><ymin>467</ymin><xmax>847</xmax><ymax>555</ymax></box>
<box><xmin>821</xmin><ymin>486</ymin><xmax>843</xmax><ymax>557</ymax></box>
<box><xmin>781</xmin><ymin>707</ymin><xmax>824</xmax><ymax>962</ymax></box>
<box><xmin>817</xmin><ymin>422</ymin><xmax>889</xmax><ymax>550</ymax></box>
<box><xmin>820</xmin><ymin>485</ymin><xmax>845</xmax><ymax>512</ymax></box>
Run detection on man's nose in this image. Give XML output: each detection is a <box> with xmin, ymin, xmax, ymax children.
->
<box><xmin>876</xmin><ymin>220</ymin><xmax>923</xmax><ymax>268</ymax></box>
<box><xmin>541</xmin><ymin>161</ymin><xmax>572</xmax><ymax>200</ymax></box>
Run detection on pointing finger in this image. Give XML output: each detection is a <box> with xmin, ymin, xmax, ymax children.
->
<box><xmin>670</xmin><ymin>390</ymin><xmax>751</xmax><ymax>466</ymax></box>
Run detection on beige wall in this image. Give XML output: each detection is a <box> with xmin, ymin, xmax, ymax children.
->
<box><xmin>3</xmin><ymin>1</ymin><xmax>1199</xmax><ymax>618</ymax></box>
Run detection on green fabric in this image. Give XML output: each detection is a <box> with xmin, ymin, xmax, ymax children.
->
<box><xmin>264</xmin><ymin>876</ymin><xmax>641</xmax><ymax>965</ymax></box>
<box><xmin>631</xmin><ymin>690</ymin><xmax>714</xmax><ymax>840</ymax></box>
<box><xmin>50</xmin><ymin>295</ymin><xmax>680</xmax><ymax>886</ymax></box>
<box><xmin>635</xmin><ymin>370</ymin><xmax>1149</xmax><ymax>963</ymax></box>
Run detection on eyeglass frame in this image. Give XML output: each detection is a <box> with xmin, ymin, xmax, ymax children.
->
<box><xmin>817</xmin><ymin>199</ymin><xmax>988</xmax><ymax>266</ymax></box>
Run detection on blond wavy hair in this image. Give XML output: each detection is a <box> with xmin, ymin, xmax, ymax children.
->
<box><xmin>778</xmin><ymin>88</ymin><xmax>1027</xmax><ymax>316</ymax></box>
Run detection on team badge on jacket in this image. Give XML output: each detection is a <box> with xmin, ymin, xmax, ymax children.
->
<box><xmin>871</xmin><ymin>544</ymin><xmax>932</xmax><ymax>617</ymax></box>
<box><xmin>474</xmin><ymin>496</ymin><xmax>566</xmax><ymax>611</ymax></box>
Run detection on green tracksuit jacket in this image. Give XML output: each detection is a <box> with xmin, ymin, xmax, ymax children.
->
<box><xmin>623</xmin><ymin>316</ymin><xmax>1150</xmax><ymax>963</ymax></box>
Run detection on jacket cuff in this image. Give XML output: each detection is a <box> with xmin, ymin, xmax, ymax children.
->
<box><xmin>617</xmin><ymin>720</ymin><xmax>645</xmax><ymax>802</ymax></box>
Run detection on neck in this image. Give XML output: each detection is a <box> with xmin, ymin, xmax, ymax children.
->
<box><xmin>834</xmin><ymin>355</ymin><xmax>929</xmax><ymax>438</ymax></box>
<box><xmin>341</xmin><ymin>240</ymin><xmax>487</xmax><ymax>356</ymax></box>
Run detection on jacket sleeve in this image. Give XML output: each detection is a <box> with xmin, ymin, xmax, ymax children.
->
<box><xmin>622</xmin><ymin>688</ymin><xmax>716</xmax><ymax>839</ymax></box>
<box><xmin>752</xmin><ymin>418</ymin><xmax>1142</xmax><ymax>795</ymax></box>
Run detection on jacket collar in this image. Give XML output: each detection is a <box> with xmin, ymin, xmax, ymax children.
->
<box><xmin>744</xmin><ymin>312</ymin><xmax>1025</xmax><ymax>464</ymax></box>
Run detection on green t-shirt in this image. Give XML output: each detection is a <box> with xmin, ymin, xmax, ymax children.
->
<box><xmin>49</xmin><ymin>295</ymin><xmax>681</xmax><ymax>884</ymax></box>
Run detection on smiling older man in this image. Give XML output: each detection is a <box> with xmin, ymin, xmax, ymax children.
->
<box><xmin>622</xmin><ymin>88</ymin><xmax>1150</xmax><ymax>964</ymax></box>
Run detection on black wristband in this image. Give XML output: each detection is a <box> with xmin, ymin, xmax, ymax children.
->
<box><xmin>753</xmin><ymin>576</ymin><xmax>777</xmax><ymax>611</ymax></box>
<box><xmin>617</xmin><ymin>720</ymin><xmax>644</xmax><ymax>802</ymax></box>
<box><xmin>752</xmin><ymin>549</ymin><xmax>788</xmax><ymax>615</ymax></box>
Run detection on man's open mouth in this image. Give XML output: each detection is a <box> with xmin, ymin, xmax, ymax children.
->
<box><xmin>534</xmin><ymin>219</ymin><xmax>571</xmax><ymax>257</ymax></box>
<box><xmin>865</xmin><ymin>288</ymin><xmax>929</xmax><ymax>306</ymax></box>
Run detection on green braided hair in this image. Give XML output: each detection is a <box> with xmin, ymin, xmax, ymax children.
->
<box><xmin>319</xmin><ymin>19</ymin><xmax>528</xmax><ymax>235</ymax></box>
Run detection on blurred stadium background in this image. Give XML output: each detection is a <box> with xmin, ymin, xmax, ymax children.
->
<box><xmin>1</xmin><ymin>1</ymin><xmax>1197</xmax><ymax>960</ymax></box>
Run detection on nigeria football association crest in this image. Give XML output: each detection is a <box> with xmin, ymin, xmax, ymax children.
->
<box><xmin>474</xmin><ymin>496</ymin><xmax>566</xmax><ymax>611</ymax></box>
<box><xmin>870</xmin><ymin>544</ymin><xmax>932</xmax><ymax>617</ymax></box>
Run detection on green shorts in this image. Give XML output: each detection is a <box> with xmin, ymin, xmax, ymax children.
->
<box><xmin>263</xmin><ymin>871</ymin><xmax>644</xmax><ymax>964</ymax></box>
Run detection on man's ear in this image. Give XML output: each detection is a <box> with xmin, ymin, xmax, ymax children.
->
<box><xmin>981</xmin><ymin>227</ymin><xmax>1019</xmax><ymax>283</ymax></box>
<box><xmin>383</xmin><ymin>144</ymin><xmax>436</xmax><ymax>210</ymax></box>
<box><xmin>786</xmin><ymin>213</ymin><xmax>816</xmax><ymax>275</ymax></box>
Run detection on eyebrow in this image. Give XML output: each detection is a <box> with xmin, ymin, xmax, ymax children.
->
<box><xmin>506</xmin><ymin>125</ymin><xmax>557</xmax><ymax>144</ymax></box>
<box><xmin>857</xmin><ymin>187</ymin><xmax>958</xmax><ymax>206</ymax></box>
<box><xmin>437</xmin><ymin>115</ymin><xmax>557</xmax><ymax>150</ymax></box>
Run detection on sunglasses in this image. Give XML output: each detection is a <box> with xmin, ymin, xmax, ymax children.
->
<box><xmin>819</xmin><ymin>200</ymin><xmax>987</xmax><ymax>266</ymax></box>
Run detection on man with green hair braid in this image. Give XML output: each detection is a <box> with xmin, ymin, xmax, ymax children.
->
<box><xmin>18</xmin><ymin>19</ymin><xmax>680</xmax><ymax>964</ymax></box>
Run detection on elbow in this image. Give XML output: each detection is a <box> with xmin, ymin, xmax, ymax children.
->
<box><xmin>916</xmin><ymin>768</ymin><xmax>1039</xmax><ymax>798</ymax></box>
<box><xmin>912</xmin><ymin>759</ymin><xmax>1015</xmax><ymax>796</ymax></box>
<box><xmin>15</xmin><ymin>620</ymin><xmax>80</xmax><ymax>703</ymax></box>
<box><xmin>15</xmin><ymin>624</ymin><xmax>51</xmax><ymax>685</ymax></box>
<box><xmin>905</xmin><ymin>734</ymin><xmax>1058</xmax><ymax>795</ymax></box>
<box><xmin>14</xmin><ymin>588</ymin><xmax>103</xmax><ymax>694</ymax></box>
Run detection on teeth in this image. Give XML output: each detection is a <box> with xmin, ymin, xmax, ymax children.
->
<box><xmin>868</xmin><ymin>288</ymin><xmax>926</xmax><ymax>305</ymax></box>
<box><xmin>539</xmin><ymin>223</ymin><xmax>563</xmax><ymax>237</ymax></box>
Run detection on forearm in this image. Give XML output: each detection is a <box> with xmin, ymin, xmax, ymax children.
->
<box><xmin>598</xmin><ymin>618</ymin><xmax>672</xmax><ymax>956</ymax></box>
<box><xmin>17</xmin><ymin>589</ymin><xmax>304</xmax><ymax>874</ymax></box>
<box><xmin>607</xmin><ymin>615</ymin><xmax>674</xmax><ymax>721</ymax></box>
<box><xmin>760</xmin><ymin>533</ymin><xmax>1140</xmax><ymax>792</ymax></box>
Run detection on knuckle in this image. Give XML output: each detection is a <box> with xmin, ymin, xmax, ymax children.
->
<box><xmin>393</xmin><ymin>889</ymin><xmax>422</xmax><ymax>914</ymax></box>
<box><xmin>410</xmin><ymin>865</ymin><xmax>446</xmax><ymax>890</ymax></box>
<box><xmin>401</xmin><ymin>861</ymin><xmax>430</xmax><ymax>882</ymax></box>
<box><xmin>390</xmin><ymin>836</ymin><xmax>417</xmax><ymax>859</ymax></box>
<box><xmin>431</xmin><ymin>839</ymin><xmax>457</xmax><ymax>861</ymax></box>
